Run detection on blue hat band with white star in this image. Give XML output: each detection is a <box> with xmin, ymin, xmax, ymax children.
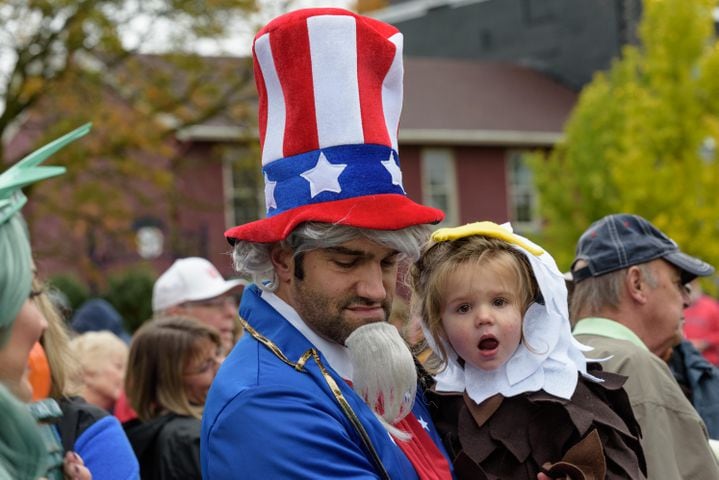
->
<box><xmin>263</xmin><ymin>144</ymin><xmax>406</xmax><ymax>217</ymax></box>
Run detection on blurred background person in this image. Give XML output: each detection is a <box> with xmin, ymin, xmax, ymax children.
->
<box><xmin>683</xmin><ymin>278</ymin><xmax>719</xmax><ymax>366</ymax></box>
<box><xmin>70</xmin><ymin>331</ymin><xmax>128</xmax><ymax>413</ymax></box>
<box><xmin>33</xmin><ymin>276</ymin><xmax>139</xmax><ymax>479</ymax></box>
<box><xmin>668</xmin><ymin>332</ymin><xmax>719</xmax><ymax>441</ymax></box>
<box><xmin>124</xmin><ymin>316</ymin><xmax>221</xmax><ymax>479</ymax></box>
<box><xmin>152</xmin><ymin>257</ymin><xmax>244</xmax><ymax>355</ymax></box>
<box><xmin>71</xmin><ymin>298</ymin><xmax>132</xmax><ymax>344</ymax></box>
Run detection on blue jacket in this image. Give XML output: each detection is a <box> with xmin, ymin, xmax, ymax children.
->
<box><xmin>201</xmin><ymin>285</ymin><xmax>451</xmax><ymax>479</ymax></box>
<box><xmin>669</xmin><ymin>340</ymin><xmax>719</xmax><ymax>439</ymax></box>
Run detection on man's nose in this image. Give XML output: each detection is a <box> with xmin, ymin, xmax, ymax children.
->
<box><xmin>681</xmin><ymin>285</ymin><xmax>691</xmax><ymax>308</ymax></box>
<box><xmin>355</xmin><ymin>263</ymin><xmax>387</xmax><ymax>301</ymax></box>
<box><xmin>222</xmin><ymin>297</ymin><xmax>238</xmax><ymax>314</ymax></box>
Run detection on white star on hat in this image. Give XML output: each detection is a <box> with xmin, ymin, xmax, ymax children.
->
<box><xmin>418</xmin><ymin>416</ymin><xmax>429</xmax><ymax>431</ymax></box>
<box><xmin>381</xmin><ymin>153</ymin><xmax>405</xmax><ymax>193</ymax></box>
<box><xmin>300</xmin><ymin>152</ymin><xmax>347</xmax><ymax>198</ymax></box>
<box><xmin>264</xmin><ymin>173</ymin><xmax>277</xmax><ymax>210</ymax></box>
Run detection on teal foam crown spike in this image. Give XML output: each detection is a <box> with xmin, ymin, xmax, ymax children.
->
<box><xmin>0</xmin><ymin>123</ymin><xmax>91</xmax><ymax>224</ymax></box>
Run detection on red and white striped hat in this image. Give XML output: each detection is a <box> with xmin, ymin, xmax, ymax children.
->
<box><xmin>224</xmin><ymin>8</ymin><xmax>444</xmax><ymax>244</ymax></box>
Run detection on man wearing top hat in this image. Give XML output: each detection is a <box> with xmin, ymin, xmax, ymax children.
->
<box><xmin>201</xmin><ymin>8</ymin><xmax>453</xmax><ymax>479</ymax></box>
<box><xmin>571</xmin><ymin>213</ymin><xmax>719</xmax><ymax>479</ymax></box>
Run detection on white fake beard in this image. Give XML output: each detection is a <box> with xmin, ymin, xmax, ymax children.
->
<box><xmin>345</xmin><ymin>322</ymin><xmax>417</xmax><ymax>441</ymax></box>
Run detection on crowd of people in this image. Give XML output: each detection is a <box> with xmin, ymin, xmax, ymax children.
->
<box><xmin>4</xmin><ymin>6</ymin><xmax>719</xmax><ymax>480</ymax></box>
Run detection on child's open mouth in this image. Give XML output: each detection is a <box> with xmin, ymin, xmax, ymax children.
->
<box><xmin>478</xmin><ymin>336</ymin><xmax>499</xmax><ymax>352</ymax></box>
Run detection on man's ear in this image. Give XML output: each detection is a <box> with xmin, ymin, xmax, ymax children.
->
<box><xmin>270</xmin><ymin>244</ymin><xmax>294</xmax><ymax>284</ymax></box>
<box><xmin>625</xmin><ymin>266</ymin><xmax>649</xmax><ymax>304</ymax></box>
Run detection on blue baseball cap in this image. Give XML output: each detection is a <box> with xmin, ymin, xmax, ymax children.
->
<box><xmin>571</xmin><ymin>213</ymin><xmax>714</xmax><ymax>284</ymax></box>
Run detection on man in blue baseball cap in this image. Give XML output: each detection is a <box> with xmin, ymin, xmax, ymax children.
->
<box><xmin>571</xmin><ymin>213</ymin><xmax>719</xmax><ymax>479</ymax></box>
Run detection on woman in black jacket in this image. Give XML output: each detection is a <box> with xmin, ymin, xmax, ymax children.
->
<box><xmin>123</xmin><ymin>317</ymin><xmax>221</xmax><ymax>479</ymax></box>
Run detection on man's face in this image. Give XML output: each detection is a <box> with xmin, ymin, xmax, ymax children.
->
<box><xmin>175</xmin><ymin>294</ymin><xmax>239</xmax><ymax>354</ymax></box>
<box><xmin>642</xmin><ymin>259</ymin><xmax>690</xmax><ymax>356</ymax></box>
<box><xmin>279</xmin><ymin>237</ymin><xmax>400</xmax><ymax>345</ymax></box>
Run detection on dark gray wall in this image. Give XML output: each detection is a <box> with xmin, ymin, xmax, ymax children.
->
<box><xmin>382</xmin><ymin>0</ymin><xmax>642</xmax><ymax>90</ymax></box>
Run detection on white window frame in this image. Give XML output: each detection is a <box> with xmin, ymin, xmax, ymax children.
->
<box><xmin>421</xmin><ymin>147</ymin><xmax>459</xmax><ymax>227</ymax></box>
<box><xmin>223</xmin><ymin>145</ymin><xmax>264</xmax><ymax>229</ymax></box>
<box><xmin>506</xmin><ymin>149</ymin><xmax>539</xmax><ymax>233</ymax></box>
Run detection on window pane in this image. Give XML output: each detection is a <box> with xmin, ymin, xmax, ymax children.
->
<box><xmin>226</xmin><ymin>146</ymin><xmax>263</xmax><ymax>226</ymax></box>
<box><xmin>507</xmin><ymin>150</ymin><xmax>538</xmax><ymax>229</ymax></box>
<box><xmin>421</xmin><ymin>148</ymin><xmax>458</xmax><ymax>226</ymax></box>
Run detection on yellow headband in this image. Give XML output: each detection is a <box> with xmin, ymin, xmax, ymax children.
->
<box><xmin>431</xmin><ymin>221</ymin><xmax>544</xmax><ymax>257</ymax></box>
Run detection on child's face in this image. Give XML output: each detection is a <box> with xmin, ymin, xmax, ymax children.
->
<box><xmin>440</xmin><ymin>258</ymin><xmax>523</xmax><ymax>371</ymax></box>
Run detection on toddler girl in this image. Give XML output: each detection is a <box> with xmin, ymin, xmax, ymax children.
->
<box><xmin>410</xmin><ymin>221</ymin><xmax>646</xmax><ymax>479</ymax></box>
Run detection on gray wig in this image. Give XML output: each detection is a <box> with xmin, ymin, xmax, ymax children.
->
<box><xmin>232</xmin><ymin>222</ymin><xmax>431</xmax><ymax>291</ymax></box>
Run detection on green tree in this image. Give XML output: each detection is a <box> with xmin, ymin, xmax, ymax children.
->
<box><xmin>529</xmin><ymin>0</ymin><xmax>719</xmax><ymax>272</ymax></box>
<box><xmin>103</xmin><ymin>266</ymin><xmax>155</xmax><ymax>333</ymax></box>
<box><xmin>1</xmin><ymin>0</ymin><xmax>258</xmax><ymax>285</ymax></box>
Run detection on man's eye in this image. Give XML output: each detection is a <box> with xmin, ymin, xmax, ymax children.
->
<box><xmin>381</xmin><ymin>258</ymin><xmax>398</xmax><ymax>269</ymax></box>
<box><xmin>334</xmin><ymin>259</ymin><xmax>356</xmax><ymax>268</ymax></box>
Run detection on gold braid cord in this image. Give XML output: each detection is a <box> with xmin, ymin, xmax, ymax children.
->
<box><xmin>239</xmin><ymin>317</ymin><xmax>391</xmax><ymax>480</ymax></box>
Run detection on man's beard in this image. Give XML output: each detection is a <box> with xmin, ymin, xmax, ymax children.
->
<box><xmin>345</xmin><ymin>322</ymin><xmax>417</xmax><ymax>441</ymax></box>
<box><xmin>292</xmin><ymin>282</ymin><xmax>392</xmax><ymax>345</ymax></box>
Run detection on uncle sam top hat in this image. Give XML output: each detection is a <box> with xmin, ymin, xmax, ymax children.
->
<box><xmin>224</xmin><ymin>8</ymin><xmax>444</xmax><ymax>244</ymax></box>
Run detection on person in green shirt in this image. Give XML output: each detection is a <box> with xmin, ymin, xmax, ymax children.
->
<box><xmin>570</xmin><ymin>213</ymin><xmax>719</xmax><ymax>480</ymax></box>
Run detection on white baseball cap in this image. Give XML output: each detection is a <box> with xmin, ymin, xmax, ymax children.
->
<box><xmin>152</xmin><ymin>257</ymin><xmax>245</xmax><ymax>312</ymax></box>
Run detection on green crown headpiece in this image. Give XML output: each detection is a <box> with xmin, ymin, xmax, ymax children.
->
<box><xmin>0</xmin><ymin>123</ymin><xmax>91</xmax><ymax>224</ymax></box>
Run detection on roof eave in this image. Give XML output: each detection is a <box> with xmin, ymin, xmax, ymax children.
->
<box><xmin>398</xmin><ymin>129</ymin><xmax>564</xmax><ymax>146</ymax></box>
<box><xmin>176</xmin><ymin>126</ymin><xmax>564</xmax><ymax>147</ymax></box>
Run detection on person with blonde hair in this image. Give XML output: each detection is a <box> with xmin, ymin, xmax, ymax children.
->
<box><xmin>70</xmin><ymin>331</ymin><xmax>128</xmax><ymax>413</ymax></box>
<box><xmin>34</xmin><ymin>278</ymin><xmax>139</xmax><ymax>480</ymax></box>
<box><xmin>124</xmin><ymin>316</ymin><xmax>221</xmax><ymax>479</ymax></box>
<box><xmin>410</xmin><ymin>222</ymin><xmax>646</xmax><ymax>479</ymax></box>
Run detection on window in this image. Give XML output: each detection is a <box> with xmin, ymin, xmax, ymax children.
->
<box><xmin>507</xmin><ymin>150</ymin><xmax>539</xmax><ymax>232</ymax></box>
<box><xmin>223</xmin><ymin>145</ymin><xmax>264</xmax><ymax>228</ymax></box>
<box><xmin>421</xmin><ymin>148</ymin><xmax>459</xmax><ymax>226</ymax></box>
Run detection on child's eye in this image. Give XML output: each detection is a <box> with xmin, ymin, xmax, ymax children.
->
<box><xmin>456</xmin><ymin>304</ymin><xmax>471</xmax><ymax>314</ymax></box>
<box><xmin>492</xmin><ymin>298</ymin><xmax>507</xmax><ymax>307</ymax></box>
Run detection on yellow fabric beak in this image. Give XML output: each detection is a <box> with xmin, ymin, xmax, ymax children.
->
<box><xmin>431</xmin><ymin>221</ymin><xmax>544</xmax><ymax>257</ymax></box>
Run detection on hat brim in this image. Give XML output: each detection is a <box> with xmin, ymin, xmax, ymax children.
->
<box><xmin>225</xmin><ymin>194</ymin><xmax>444</xmax><ymax>244</ymax></box>
<box><xmin>183</xmin><ymin>278</ymin><xmax>246</xmax><ymax>304</ymax></box>
<box><xmin>664</xmin><ymin>251</ymin><xmax>715</xmax><ymax>283</ymax></box>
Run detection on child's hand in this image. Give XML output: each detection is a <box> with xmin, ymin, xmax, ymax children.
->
<box><xmin>63</xmin><ymin>451</ymin><xmax>91</xmax><ymax>480</ymax></box>
<box><xmin>537</xmin><ymin>473</ymin><xmax>570</xmax><ymax>480</ymax></box>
